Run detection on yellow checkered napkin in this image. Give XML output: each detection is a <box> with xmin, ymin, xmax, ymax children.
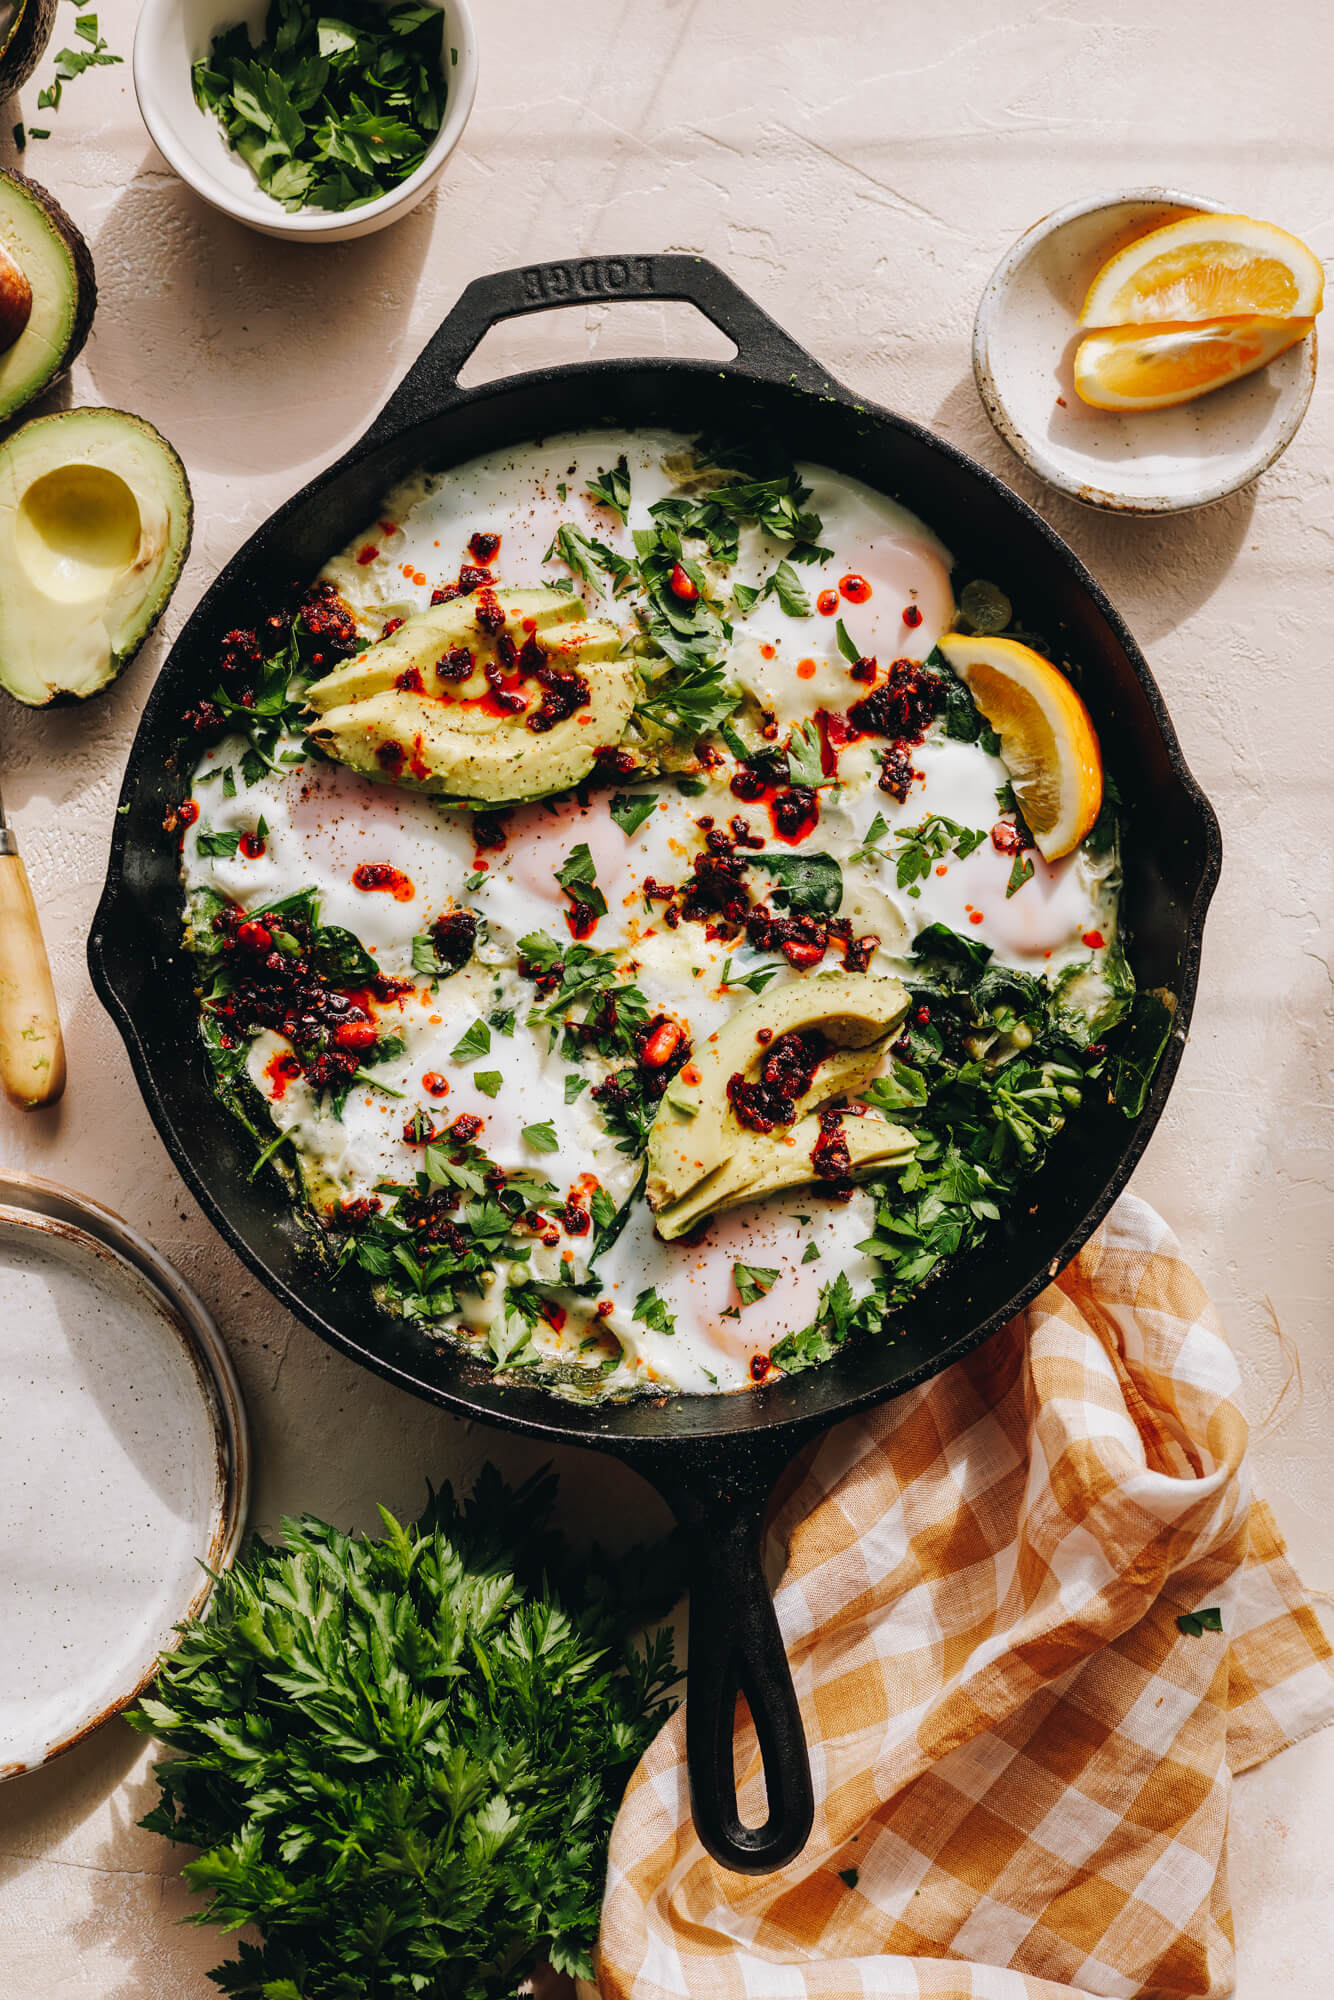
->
<box><xmin>599</xmin><ymin>1195</ymin><xmax>1334</xmax><ymax>2000</ymax></box>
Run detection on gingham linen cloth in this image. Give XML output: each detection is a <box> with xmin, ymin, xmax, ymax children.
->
<box><xmin>598</xmin><ymin>1194</ymin><xmax>1334</xmax><ymax>2000</ymax></box>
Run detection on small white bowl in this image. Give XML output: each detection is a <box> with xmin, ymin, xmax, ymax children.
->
<box><xmin>134</xmin><ymin>0</ymin><xmax>479</xmax><ymax>243</ymax></box>
<box><xmin>973</xmin><ymin>188</ymin><xmax>1318</xmax><ymax>514</ymax></box>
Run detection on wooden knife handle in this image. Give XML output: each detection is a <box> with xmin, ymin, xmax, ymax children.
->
<box><xmin>0</xmin><ymin>843</ymin><xmax>67</xmax><ymax>1109</ymax></box>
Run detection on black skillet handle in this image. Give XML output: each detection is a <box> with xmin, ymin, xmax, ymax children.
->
<box><xmin>362</xmin><ymin>253</ymin><xmax>834</xmax><ymax>446</ymax></box>
<box><xmin>643</xmin><ymin>1440</ymin><xmax>815</xmax><ymax>1874</ymax></box>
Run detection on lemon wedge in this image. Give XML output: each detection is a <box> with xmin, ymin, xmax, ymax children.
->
<box><xmin>1080</xmin><ymin>213</ymin><xmax>1325</xmax><ymax>326</ymax></box>
<box><xmin>1074</xmin><ymin>314</ymin><xmax>1314</xmax><ymax>412</ymax></box>
<box><xmin>936</xmin><ymin>635</ymin><xmax>1102</xmax><ymax>861</ymax></box>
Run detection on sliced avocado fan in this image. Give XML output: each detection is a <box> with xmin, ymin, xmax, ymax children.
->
<box><xmin>0</xmin><ymin>408</ymin><xmax>193</xmax><ymax>707</ymax></box>
<box><xmin>647</xmin><ymin>972</ymin><xmax>917</xmax><ymax>1239</ymax></box>
<box><xmin>0</xmin><ymin>168</ymin><xmax>96</xmax><ymax>423</ymax></box>
<box><xmin>304</xmin><ymin>586</ymin><xmax>637</xmax><ymax>804</ymax></box>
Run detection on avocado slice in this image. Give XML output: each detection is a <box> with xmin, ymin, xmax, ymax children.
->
<box><xmin>305</xmin><ymin>586</ymin><xmax>637</xmax><ymax>803</ymax></box>
<box><xmin>0</xmin><ymin>0</ymin><xmax>56</xmax><ymax>96</ymax></box>
<box><xmin>647</xmin><ymin>971</ymin><xmax>913</xmax><ymax>1217</ymax></box>
<box><xmin>654</xmin><ymin>1109</ymin><xmax>916</xmax><ymax>1240</ymax></box>
<box><xmin>0</xmin><ymin>408</ymin><xmax>193</xmax><ymax>706</ymax></box>
<box><xmin>0</xmin><ymin>169</ymin><xmax>97</xmax><ymax>423</ymax></box>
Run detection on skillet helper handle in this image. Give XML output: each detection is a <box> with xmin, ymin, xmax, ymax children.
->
<box><xmin>364</xmin><ymin>252</ymin><xmax>834</xmax><ymax>443</ymax></box>
<box><xmin>649</xmin><ymin>1451</ymin><xmax>815</xmax><ymax>1874</ymax></box>
<box><xmin>0</xmin><ymin>829</ymin><xmax>65</xmax><ymax>1108</ymax></box>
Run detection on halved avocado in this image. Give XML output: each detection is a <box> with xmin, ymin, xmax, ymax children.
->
<box><xmin>647</xmin><ymin>972</ymin><xmax>914</xmax><ymax>1233</ymax></box>
<box><xmin>0</xmin><ymin>169</ymin><xmax>96</xmax><ymax>420</ymax></box>
<box><xmin>0</xmin><ymin>408</ymin><xmax>193</xmax><ymax>706</ymax></box>
<box><xmin>305</xmin><ymin>586</ymin><xmax>637</xmax><ymax>803</ymax></box>
<box><xmin>0</xmin><ymin>0</ymin><xmax>56</xmax><ymax>97</ymax></box>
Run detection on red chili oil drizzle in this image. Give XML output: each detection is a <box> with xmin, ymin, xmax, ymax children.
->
<box><xmin>727</xmin><ymin>1029</ymin><xmax>827</xmax><ymax>1133</ymax></box>
<box><xmin>903</xmin><ymin>603</ymin><xmax>923</xmax><ymax>629</ymax></box>
<box><xmin>204</xmin><ymin>902</ymin><xmax>404</xmax><ymax>1099</ymax></box>
<box><xmin>811</xmin><ymin>1107</ymin><xmax>852</xmax><ymax>1182</ymax></box>
<box><xmin>750</xmin><ymin>1353</ymin><xmax>773</xmax><ymax>1383</ymax></box>
<box><xmin>469</xmin><ymin>531</ymin><xmax>501</xmax><ymax>564</ymax></box>
<box><xmin>840</xmin><ymin>573</ymin><xmax>872</xmax><ymax>603</ymax></box>
<box><xmin>1082</xmin><ymin>930</ymin><xmax>1106</xmax><ymax>949</ymax></box>
<box><xmin>729</xmin><ymin>746</ymin><xmax>821</xmax><ymax>845</ymax></box>
<box><xmin>263</xmin><ymin>1050</ymin><xmax>302</xmax><ymax>1100</ymax></box>
<box><xmin>816</xmin><ymin>588</ymin><xmax>839</xmax><ymax>616</ymax></box>
<box><xmin>352</xmin><ymin>863</ymin><xmax>414</xmax><ymax>902</ymax></box>
<box><xmin>356</xmin><ymin>545</ymin><xmax>378</xmax><ymax>566</ymax></box>
<box><xmin>422</xmin><ymin>1072</ymin><xmax>450</xmax><ymax>1097</ymax></box>
<box><xmin>239</xmin><ymin>831</ymin><xmax>266</xmax><ymax>859</ymax></box>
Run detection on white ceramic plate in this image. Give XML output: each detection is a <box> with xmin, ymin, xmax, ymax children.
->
<box><xmin>133</xmin><ymin>0</ymin><xmax>479</xmax><ymax>243</ymax></box>
<box><xmin>973</xmin><ymin>188</ymin><xmax>1318</xmax><ymax>514</ymax></box>
<box><xmin>0</xmin><ymin>1176</ymin><xmax>247</xmax><ymax>1778</ymax></box>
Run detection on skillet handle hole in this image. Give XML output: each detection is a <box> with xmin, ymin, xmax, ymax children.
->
<box><xmin>456</xmin><ymin>300</ymin><xmax>738</xmax><ymax>388</ymax></box>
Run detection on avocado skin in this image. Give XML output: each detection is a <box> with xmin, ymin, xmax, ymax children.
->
<box><xmin>0</xmin><ymin>167</ymin><xmax>97</xmax><ymax>420</ymax></box>
<box><xmin>0</xmin><ymin>408</ymin><xmax>194</xmax><ymax>707</ymax></box>
<box><xmin>0</xmin><ymin>0</ymin><xmax>56</xmax><ymax>97</ymax></box>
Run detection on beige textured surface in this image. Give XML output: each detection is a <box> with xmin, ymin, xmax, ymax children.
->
<box><xmin>0</xmin><ymin>1</ymin><xmax>1331</xmax><ymax>1992</ymax></box>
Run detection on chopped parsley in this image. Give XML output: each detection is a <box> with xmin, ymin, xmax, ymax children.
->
<box><xmin>586</xmin><ymin>454</ymin><xmax>632</xmax><ymax>524</ymax></box>
<box><xmin>521</xmin><ymin>1120</ymin><xmax>559</xmax><ymax>1153</ymax></box>
<box><xmin>633</xmin><ymin>1286</ymin><xmax>676</xmax><ymax>1337</ymax></box>
<box><xmin>733</xmin><ymin>1262</ymin><xmax>779</xmax><ymax>1307</ymax></box>
<box><xmin>450</xmin><ymin>1019</ymin><xmax>491</xmax><ymax>1063</ymax></box>
<box><xmin>473</xmin><ymin>1070</ymin><xmax>503</xmax><ymax>1098</ymax></box>
<box><xmin>608</xmin><ymin>792</ymin><xmax>658</xmax><ymax>838</ymax></box>
<box><xmin>191</xmin><ymin>0</ymin><xmax>448</xmax><ymax>214</ymax></box>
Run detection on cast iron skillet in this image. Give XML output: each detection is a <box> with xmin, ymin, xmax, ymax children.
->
<box><xmin>90</xmin><ymin>254</ymin><xmax>1221</xmax><ymax>1876</ymax></box>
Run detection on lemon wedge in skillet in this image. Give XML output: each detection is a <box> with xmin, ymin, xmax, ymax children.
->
<box><xmin>936</xmin><ymin>634</ymin><xmax>1102</xmax><ymax>861</ymax></box>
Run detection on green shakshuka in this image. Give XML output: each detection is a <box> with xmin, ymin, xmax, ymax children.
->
<box><xmin>178</xmin><ymin>430</ymin><xmax>1152</xmax><ymax>1399</ymax></box>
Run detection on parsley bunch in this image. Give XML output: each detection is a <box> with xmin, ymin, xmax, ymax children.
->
<box><xmin>130</xmin><ymin>1466</ymin><xmax>680</xmax><ymax>2000</ymax></box>
<box><xmin>193</xmin><ymin>0</ymin><xmax>449</xmax><ymax>213</ymax></box>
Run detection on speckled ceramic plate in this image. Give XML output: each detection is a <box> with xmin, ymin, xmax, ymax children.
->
<box><xmin>0</xmin><ymin>1174</ymin><xmax>248</xmax><ymax>1778</ymax></box>
<box><xmin>973</xmin><ymin>187</ymin><xmax>1319</xmax><ymax>513</ymax></box>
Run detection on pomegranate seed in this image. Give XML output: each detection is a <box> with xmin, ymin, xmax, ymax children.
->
<box><xmin>668</xmin><ymin>562</ymin><xmax>698</xmax><ymax>602</ymax></box>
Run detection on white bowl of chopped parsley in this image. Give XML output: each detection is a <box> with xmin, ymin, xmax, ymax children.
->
<box><xmin>133</xmin><ymin>0</ymin><xmax>478</xmax><ymax>240</ymax></box>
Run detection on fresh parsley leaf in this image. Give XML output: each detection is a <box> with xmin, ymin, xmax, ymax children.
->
<box><xmin>1176</xmin><ymin>1606</ymin><xmax>1224</xmax><ymax>1637</ymax></box>
<box><xmin>720</xmin><ymin>955</ymin><xmax>783</xmax><ymax>996</ymax></box>
<box><xmin>786</xmin><ymin>717</ymin><xmax>828</xmax><ymax>789</ymax></box>
<box><xmin>801</xmin><ymin>1241</ymin><xmax>822</xmax><ymax>1263</ymax></box>
<box><xmin>758</xmin><ymin>850</ymin><xmax>844</xmax><ymax>917</ymax></box>
<box><xmin>608</xmin><ymin>792</ymin><xmax>658</xmax><ymax>838</ymax></box>
<box><xmin>633</xmin><ymin>1285</ymin><xmax>676</xmax><ymax>1336</ymax></box>
<box><xmin>196</xmin><ymin>827</ymin><xmax>242</xmax><ymax>858</ymax></box>
<box><xmin>488</xmin><ymin>1006</ymin><xmax>516</xmax><ymax>1036</ymax></box>
<box><xmin>473</xmin><ymin>1070</ymin><xmax>503</xmax><ymax>1098</ymax></box>
<box><xmin>1006</xmin><ymin>853</ymin><xmax>1035</xmax><ymax>898</ymax></box>
<box><xmin>850</xmin><ymin>811</ymin><xmax>892</xmax><ymax>866</ymax></box>
<box><xmin>839</xmin><ymin>1867</ymin><xmax>860</xmax><ymax>1889</ymax></box>
<box><xmin>733</xmin><ymin>1262</ymin><xmax>778</xmax><ymax>1306</ymax></box>
<box><xmin>893</xmin><ymin>815</ymin><xmax>988</xmax><ymax>890</ymax></box>
<box><xmin>563</xmin><ymin>1073</ymin><xmax>588</xmax><ymax>1104</ymax></box>
<box><xmin>555</xmin><ymin>843</ymin><xmax>608</xmax><ymax>920</ymax></box>
<box><xmin>586</xmin><ymin>454</ymin><xmax>632</xmax><ymax>525</ymax></box>
<box><xmin>763</xmin><ymin>559</ymin><xmax>811</xmax><ymax>618</ymax></box>
<box><xmin>835</xmin><ymin>617</ymin><xmax>862</xmax><ymax>666</ymax></box>
<box><xmin>522</xmin><ymin>1119</ymin><xmax>559</xmax><ymax>1153</ymax></box>
<box><xmin>450</xmin><ymin>1019</ymin><xmax>491</xmax><ymax>1062</ymax></box>
<box><xmin>545</xmin><ymin>523</ymin><xmax>636</xmax><ymax>596</ymax></box>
